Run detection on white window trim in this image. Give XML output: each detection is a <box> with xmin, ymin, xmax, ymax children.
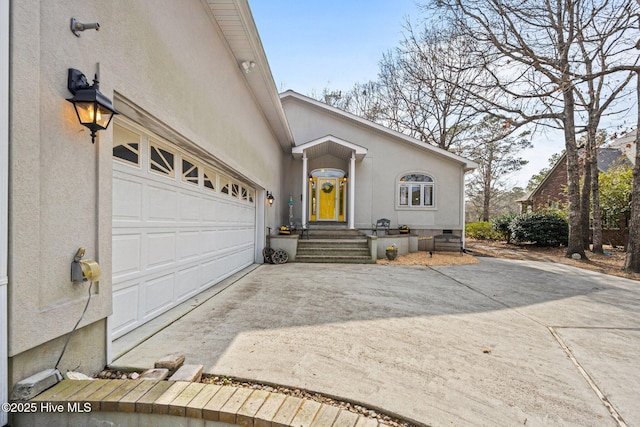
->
<box><xmin>395</xmin><ymin>172</ymin><xmax>436</xmax><ymax>210</ymax></box>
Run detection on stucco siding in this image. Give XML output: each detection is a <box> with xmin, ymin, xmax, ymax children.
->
<box><xmin>281</xmin><ymin>97</ymin><xmax>466</xmax><ymax>230</ymax></box>
<box><xmin>9</xmin><ymin>0</ymin><xmax>285</xmax><ymax>385</ymax></box>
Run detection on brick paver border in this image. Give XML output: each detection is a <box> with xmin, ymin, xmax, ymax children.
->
<box><xmin>27</xmin><ymin>379</ymin><xmax>387</xmax><ymax>427</ymax></box>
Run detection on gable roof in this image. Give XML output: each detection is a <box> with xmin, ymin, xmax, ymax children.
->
<box><xmin>280</xmin><ymin>90</ymin><xmax>478</xmax><ymax>171</ymax></box>
<box><xmin>596</xmin><ymin>147</ymin><xmax>632</xmax><ymax>172</ymax></box>
<box><xmin>292</xmin><ymin>135</ymin><xmax>368</xmax><ymax>161</ymax></box>
<box><xmin>606</xmin><ymin>129</ymin><xmax>637</xmax><ymax>165</ymax></box>
<box><xmin>206</xmin><ymin>0</ymin><xmax>294</xmax><ymax>151</ymax></box>
<box><xmin>519</xmin><ymin>152</ymin><xmax>567</xmax><ymax>203</ymax></box>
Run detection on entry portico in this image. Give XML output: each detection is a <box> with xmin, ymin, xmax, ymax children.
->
<box><xmin>292</xmin><ymin>135</ymin><xmax>367</xmax><ymax>229</ymax></box>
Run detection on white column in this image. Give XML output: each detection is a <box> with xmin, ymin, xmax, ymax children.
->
<box><xmin>301</xmin><ymin>152</ymin><xmax>308</xmax><ymax>227</ymax></box>
<box><xmin>461</xmin><ymin>168</ymin><xmax>468</xmax><ymax>248</ymax></box>
<box><xmin>348</xmin><ymin>153</ymin><xmax>356</xmax><ymax>229</ymax></box>
<box><xmin>1</xmin><ymin>0</ymin><xmax>10</xmax><ymax>422</ymax></box>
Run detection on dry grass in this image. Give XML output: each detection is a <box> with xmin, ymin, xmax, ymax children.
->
<box><xmin>375</xmin><ymin>240</ymin><xmax>640</xmax><ymax>282</ymax></box>
<box><xmin>376</xmin><ymin>251</ymin><xmax>479</xmax><ymax>266</ymax></box>
<box><xmin>467</xmin><ymin>239</ymin><xmax>640</xmax><ymax>282</ymax></box>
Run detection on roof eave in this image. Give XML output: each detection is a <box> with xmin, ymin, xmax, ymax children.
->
<box><xmin>206</xmin><ymin>0</ymin><xmax>294</xmax><ymax>151</ymax></box>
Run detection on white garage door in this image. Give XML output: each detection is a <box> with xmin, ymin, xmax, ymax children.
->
<box><xmin>111</xmin><ymin>121</ymin><xmax>256</xmax><ymax>338</ymax></box>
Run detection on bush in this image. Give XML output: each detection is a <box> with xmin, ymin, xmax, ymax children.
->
<box><xmin>465</xmin><ymin>221</ymin><xmax>500</xmax><ymax>240</ymax></box>
<box><xmin>491</xmin><ymin>213</ymin><xmax>517</xmax><ymax>243</ymax></box>
<box><xmin>509</xmin><ymin>211</ymin><xmax>568</xmax><ymax>246</ymax></box>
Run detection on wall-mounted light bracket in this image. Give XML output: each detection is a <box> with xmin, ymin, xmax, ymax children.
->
<box><xmin>70</xmin><ymin>18</ymin><xmax>100</xmax><ymax>37</ymax></box>
<box><xmin>266</xmin><ymin>191</ymin><xmax>275</xmax><ymax>206</ymax></box>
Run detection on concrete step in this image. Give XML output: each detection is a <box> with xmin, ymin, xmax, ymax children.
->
<box><xmin>301</xmin><ymin>226</ymin><xmax>364</xmax><ymax>239</ymax></box>
<box><xmin>296</xmin><ymin>234</ymin><xmax>372</xmax><ymax>263</ymax></box>
<box><xmin>295</xmin><ymin>255</ymin><xmax>376</xmax><ymax>264</ymax></box>
<box><xmin>298</xmin><ymin>239</ymin><xmax>368</xmax><ymax>247</ymax></box>
<box><xmin>305</xmin><ymin>232</ymin><xmax>363</xmax><ymax>239</ymax></box>
<box><xmin>297</xmin><ymin>248</ymin><xmax>370</xmax><ymax>256</ymax></box>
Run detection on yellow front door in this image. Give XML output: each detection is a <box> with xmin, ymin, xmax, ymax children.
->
<box><xmin>318</xmin><ymin>178</ymin><xmax>337</xmax><ymax>220</ymax></box>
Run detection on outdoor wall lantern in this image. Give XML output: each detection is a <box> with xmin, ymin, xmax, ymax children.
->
<box><xmin>266</xmin><ymin>191</ymin><xmax>275</xmax><ymax>206</ymax></box>
<box><xmin>66</xmin><ymin>68</ymin><xmax>118</xmax><ymax>143</ymax></box>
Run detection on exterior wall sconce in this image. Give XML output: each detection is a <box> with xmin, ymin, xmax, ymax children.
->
<box><xmin>66</xmin><ymin>68</ymin><xmax>118</xmax><ymax>143</ymax></box>
<box><xmin>266</xmin><ymin>191</ymin><xmax>275</xmax><ymax>206</ymax></box>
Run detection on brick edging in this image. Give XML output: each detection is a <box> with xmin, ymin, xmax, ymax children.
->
<box><xmin>29</xmin><ymin>379</ymin><xmax>383</xmax><ymax>427</ymax></box>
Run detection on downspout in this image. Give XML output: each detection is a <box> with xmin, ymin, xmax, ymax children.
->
<box><xmin>301</xmin><ymin>152</ymin><xmax>308</xmax><ymax>227</ymax></box>
<box><xmin>348</xmin><ymin>153</ymin><xmax>356</xmax><ymax>229</ymax></box>
<box><xmin>461</xmin><ymin>166</ymin><xmax>468</xmax><ymax>248</ymax></box>
<box><xmin>1</xmin><ymin>0</ymin><xmax>10</xmax><ymax>425</ymax></box>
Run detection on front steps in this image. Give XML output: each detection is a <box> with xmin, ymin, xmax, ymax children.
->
<box><xmin>295</xmin><ymin>227</ymin><xmax>374</xmax><ymax>264</ymax></box>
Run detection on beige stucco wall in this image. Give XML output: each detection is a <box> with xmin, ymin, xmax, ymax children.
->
<box><xmin>281</xmin><ymin>97</ymin><xmax>466</xmax><ymax>231</ymax></box>
<box><xmin>9</xmin><ymin>0</ymin><xmax>286</xmax><ymax>386</ymax></box>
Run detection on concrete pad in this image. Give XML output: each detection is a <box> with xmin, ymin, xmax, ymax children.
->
<box><xmin>556</xmin><ymin>328</ymin><xmax>640</xmax><ymax>427</ymax></box>
<box><xmin>114</xmin><ymin>259</ymin><xmax>639</xmax><ymax>426</ymax></box>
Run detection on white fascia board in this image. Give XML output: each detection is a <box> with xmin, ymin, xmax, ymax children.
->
<box><xmin>292</xmin><ymin>135</ymin><xmax>368</xmax><ymax>160</ymax></box>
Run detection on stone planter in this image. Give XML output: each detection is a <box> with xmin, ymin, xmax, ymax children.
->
<box><xmin>385</xmin><ymin>249</ymin><xmax>398</xmax><ymax>260</ymax></box>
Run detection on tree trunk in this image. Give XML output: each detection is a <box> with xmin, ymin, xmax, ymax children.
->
<box><xmin>580</xmin><ymin>138</ymin><xmax>592</xmax><ymax>250</ymax></box>
<box><xmin>591</xmin><ymin>153</ymin><xmax>604</xmax><ymax>254</ymax></box>
<box><xmin>623</xmin><ymin>74</ymin><xmax>640</xmax><ymax>272</ymax></box>
<box><xmin>562</xmin><ymin>86</ymin><xmax>587</xmax><ymax>259</ymax></box>
<box><xmin>482</xmin><ymin>163</ymin><xmax>492</xmax><ymax>222</ymax></box>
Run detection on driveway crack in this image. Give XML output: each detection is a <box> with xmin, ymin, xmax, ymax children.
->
<box><xmin>547</xmin><ymin>327</ymin><xmax>628</xmax><ymax>427</ymax></box>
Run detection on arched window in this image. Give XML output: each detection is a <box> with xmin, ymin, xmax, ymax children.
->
<box><xmin>398</xmin><ymin>173</ymin><xmax>434</xmax><ymax>208</ymax></box>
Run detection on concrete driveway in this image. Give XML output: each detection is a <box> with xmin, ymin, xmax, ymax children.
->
<box><xmin>112</xmin><ymin>258</ymin><xmax>639</xmax><ymax>427</ymax></box>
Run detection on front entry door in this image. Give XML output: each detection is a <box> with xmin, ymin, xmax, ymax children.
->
<box><xmin>318</xmin><ymin>178</ymin><xmax>337</xmax><ymax>220</ymax></box>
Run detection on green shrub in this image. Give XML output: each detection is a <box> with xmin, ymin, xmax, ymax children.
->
<box><xmin>491</xmin><ymin>213</ymin><xmax>517</xmax><ymax>243</ymax></box>
<box><xmin>509</xmin><ymin>211</ymin><xmax>568</xmax><ymax>246</ymax></box>
<box><xmin>465</xmin><ymin>221</ymin><xmax>500</xmax><ymax>240</ymax></box>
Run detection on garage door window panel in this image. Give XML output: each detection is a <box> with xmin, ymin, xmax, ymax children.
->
<box><xmin>220</xmin><ymin>176</ymin><xmax>230</xmax><ymax>195</ymax></box>
<box><xmin>182</xmin><ymin>158</ymin><xmax>199</xmax><ymax>185</ymax></box>
<box><xmin>113</xmin><ymin>125</ymin><xmax>141</xmax><ymax>166</ymax></box>
<box><xmin>204</xmin><ymin>169</ymin><xmax>216</xmax><ymax>191</ymax></box>
<box><xmin>150</xmin><ymin>143</ymin><xmax>175</xmax><ymax>177</ymax></box>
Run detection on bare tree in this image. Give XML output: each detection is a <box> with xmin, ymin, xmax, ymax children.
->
<box><xmin>376</xmin><ymin>25</ymin><xmax>484</xmax><ymax>153</ymax></box>
<box><xmin>430</xmin><ymin>0</ymin><xmax>639</xmax><ymax>259</ymax></box>
<box><xmin>624</xmin><ymin>77</ymin><xmax>640</xmax><ymax>272</ymax></box>
<box><xmin>312</xmin><ymin>82</ymin><xmax>384</xmax><ymax>123</ymax></box>
<box><xmin>572</xmin><ymin>4</ymin><xmax>639</xmax><ymax>253</ymax></box>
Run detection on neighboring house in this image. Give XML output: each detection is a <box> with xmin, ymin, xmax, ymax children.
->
<box><xmin>520</xmin><ymin>144</ymin><xmax>634</xmax><ymax>213</ymax></box>
<box><xmin>1</xmin><ymin>0</ymin><xmax>475</xmax><ymax>412</ymax></box>
<box><xmin>518</xmin><ymin>137</ymin><xmax>635</xmax><ymax>244</ymax></box>
<box><xmin>518</xmin><ymin>154</ymin><xmax>570</xmax><ymax>212</ymax></box>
